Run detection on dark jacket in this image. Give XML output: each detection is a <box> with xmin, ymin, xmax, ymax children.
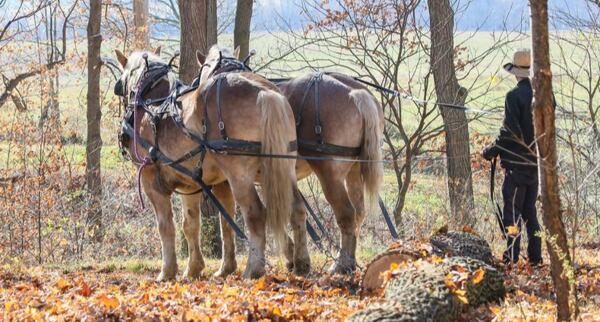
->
<box><xmin>490</xmin><ymin>79</ymin><xmax>537</xmax><ymax>173</ymax></box>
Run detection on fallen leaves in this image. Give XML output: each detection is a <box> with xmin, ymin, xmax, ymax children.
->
<box><xmin>96</xmin><ymin>293</ymin><xmax>120</xmax><ymax>310</ymax></box>
<box><xmin>471</xmin><ymin>268</ymin><xmax>486</xmax><ymax>284</ymax></box>
<box><xmin>2</xmin><ymin>248</ymin><xmax>600</xmax><ymax>321</ymax></box>
<box><xmin>56</xmin><ymin>277</ymin><xmax>71</xmax><ymax>292</ymax></box>
<box><xmin>78</xmin><ymin>279</ymin><xmax>93</xmax><ymax>297</ymax></box>
<box><xmin>0</xmin><ymin>267</ymin><xmax>369</xmax><ymax>321</ymax></box>
<box><xmin>506</xmin><ymin>225</ymin><xmax>520</xmax><ymax>236</ymax></box>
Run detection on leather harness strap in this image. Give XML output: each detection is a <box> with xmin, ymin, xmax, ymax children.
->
<box><xmin>215</xmin><ymin>76</ymin><xmax>228</xmax><ymax>140</ymax></box>
<box><xmin>121</xmin><ymin>121</ymin><xmax>248</xmax><ymax>241</ymax></box>
<box><xmin>491</xmin><ymin>157</ymin><xmax>508</xmax><ymax>240</ymax></box>
<box><xmin>313</xmin><ymin>72</ymin><xmax>323</xmax><ymax>144</ymax></box>
<box><xmin>295</xmin><ymin>72</ymin><xmax>362</xmax><ymax>157</ymax></box>
<box><xmin>297</xmin><ymin>139</ymin><xmax>360</xmax><ymax>157</ymax></box>
<box><xmin>119</xmin><ymin>54</ymin><xmax>297</xmax><ymax>243</ymax></box>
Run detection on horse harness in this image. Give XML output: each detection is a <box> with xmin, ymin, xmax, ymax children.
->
<box><xmin>288</xmin><ymin>72</ymin><xmax>362</xmax><ymax>157</ymax></box>
<box><xmin>115</xmin><ymin>53</ymin><xmax>297</xmax><ymax>241</ymax></box>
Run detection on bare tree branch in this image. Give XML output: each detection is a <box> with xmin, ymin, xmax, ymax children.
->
<box><xmin>0</xmin><ymin>0</ymin><xmax>77</xmax><ymax>110</ymax></box>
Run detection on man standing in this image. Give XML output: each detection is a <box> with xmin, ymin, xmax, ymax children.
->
<box><xmin>482</xmin><ymin>49</ymin><xmax>542</xmax><ymax>266</ymax></box>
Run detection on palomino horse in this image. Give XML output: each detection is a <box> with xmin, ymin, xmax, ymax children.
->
<box><xmin>114</xmin><ymin>46</ymin><xmax>308</xmax><ymax>280</ymax></box>
<box><xmin>217</xmin><ymin>71</ymin><xmax>384</xmax><ymax>274</ymax></box>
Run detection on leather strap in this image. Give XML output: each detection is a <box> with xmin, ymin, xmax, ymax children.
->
<box><xmin>122</xmin><ymin>121</ymin><xmax>248</xmax><ymax>241</ymax></box>
<box><xmin>491</xmin><ymin>157</ymin><xmax>507</xmax><ymax>240</ymax></box>
<box><xmin>297</xmin><ymin>139</ymin><xmax>360</xmax><ymax>157</ymax></box>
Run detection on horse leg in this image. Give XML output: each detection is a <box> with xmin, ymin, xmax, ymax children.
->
<box><xmin>181</xmin><ymin>193</ymin><xmax>204</xmax><ymax>280</ymax></box>
<box><xmin>290</xmin><ymin>186</ymin><xmax>311</xmax><ymax>275</ymax></box>
<box><xmin>212</xmin><ymin>182</ymin><xmax>238</xmax><ymax>277</ymax></box>
<box><xmin>142</xmin><ymin>173</ymin><xmax>178</xmax><ymax>281</ymax></box>
<box><xmin>229</xmin><ymin>176</ymin><xmax>267</xmax><ymax>279</ymax></box>
<box><xmin>318</xmin><ymin>174</ymin><xmax>358</xmax><ymax>274</ymax></box>
<box><xmin>284</xmin><ymin>234</ymin><xmax>295</xmax><ymax>272</ymax></box>
<box><xmin>346</xmin><ymin>163</ymin><xmax>366</xmax><ymax>234</ymax></box>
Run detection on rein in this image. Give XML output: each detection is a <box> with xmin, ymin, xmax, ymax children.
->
<box><xmin>117</xmin><ymin>52</ymin><xmax>260</xmax><ymax>242</ymax></box>
<box><xmin>490</xmin><ymin>157</ymin><xmax>507</xmax><ymax>240</ymax></box>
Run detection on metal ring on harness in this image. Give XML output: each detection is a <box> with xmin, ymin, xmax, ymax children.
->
<box><xmin>148</xmin><ymin>146</ymin><xmax>159</xmax><ymax>162</ymax></box>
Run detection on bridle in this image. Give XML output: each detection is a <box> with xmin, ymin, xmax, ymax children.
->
<box><xmin>198</xmin><ymin>50</ymin><xmax>253</xmax><ymax>82</ymax></box>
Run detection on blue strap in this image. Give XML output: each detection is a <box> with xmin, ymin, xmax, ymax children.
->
<box><xmin>379</xmin><ymin>197</ymin><xmax>399</xmax><ymax>240</ymax></box>
<box><xmin>300</xmin><ymin>192</ymin><xmax>328</xmax><ymax>236</ymax></box>
<box><xmin>305</xmin><ymin>219</ymin><xmax>322</xmax><ymax>249</ymax></box>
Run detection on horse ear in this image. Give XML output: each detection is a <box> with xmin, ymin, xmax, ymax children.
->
<box><xmin>115</xmin><ymin>49</ymin><xmax>128</xmax><ymax>68</ymax></box>
<box><xmin>154</xmin><ymin>46</ymin><xmax>161</xmax><ymax>55</ymax></box>
<box><xmin>196</xmin><ymin>50</ymin><xmax>206</xmax><ymax>65</ymax></box>
<box><xmin>233</xmin><ymin>46</ymin><xmax>241</xmax><ymax>59</ymax></box>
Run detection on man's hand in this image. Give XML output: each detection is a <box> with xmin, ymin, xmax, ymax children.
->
<box><xmin>482</xmin><ymin>145</ymin><xmax>499</xmax><ymax>161</ymax></box>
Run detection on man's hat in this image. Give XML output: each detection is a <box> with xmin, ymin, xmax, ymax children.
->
<box><xmin>503</xmin><ymin>49</ymin><xmax>531</xmax><ymax>78</ymax></box>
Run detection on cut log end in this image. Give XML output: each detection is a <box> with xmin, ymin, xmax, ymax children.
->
<box><xmin>360</xmin><ymin>248</ymin><xmax>419</xmax><ymax>293</ymax></box>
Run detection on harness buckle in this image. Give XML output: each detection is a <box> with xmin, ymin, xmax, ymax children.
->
<box><xmin>218</xmin><ymin>121</ymin><xmax>225</xmax><ymax>130</ymax></box>
<box><xmin>148</xmin><ymin>147</ymin><xmax>158</xmax><ymax>162</ymax></box>
<box><xmin>315</xmin><ymin>125</ymin><xmax>322</xmax><ymax>134</ymax></box>
<box><xmin>201</xmin><ymin>124</ymin><xmax>207</xmax><ymax>134</ymax></box>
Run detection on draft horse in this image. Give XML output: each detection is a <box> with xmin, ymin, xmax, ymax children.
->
<box><xmin>114</xmin><ymin>46</ymin><xmax>309</xmax><ymax>280</ymax></box>
<box><xmin>216</xmin><ymin>71</ymin><xmax>385</xmax><ymax>274</ymax></box>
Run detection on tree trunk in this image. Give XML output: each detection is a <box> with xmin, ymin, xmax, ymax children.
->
<box><xmin>86</xmin><ymin>0</ymin><xmax>103</xmax><ymax>241</ymax></box>
<box><xmin>206</xmin><ymin>0</ymin><xmax>217</xmax><ymax>47</ymax></box>
<box><xmin>178</xmin><ymin>0</ymin><xmax>217</xmax><ymax>82</ymax></box>
<box><xmin>133</xmin><ymin>0</ymin><xmax>149</xmax><ymax>50</ymax></box>
<box><xmin>178</xmin><ymin>0</ymin><xmax>221</xmax><ymax>258</ymax></box>
<box><xmin>530</xmin><ymin>1</ymin><xmax>578</xmax><ymax>320</ymax></box>
<box><xmin>427</xmin><ymin>0</ymin><xmax>475</xmax><ymax>228</ymax></box>
<box><xmin>234</xmin><ymin>0</ymin><xmax>253</xmax><ymax>59</ymax></box>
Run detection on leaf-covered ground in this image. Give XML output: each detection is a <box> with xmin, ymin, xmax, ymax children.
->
<box><xmin>1</xmin><ymin>248</ymin><xmax>599</xmax><ymax>321</ymax></box>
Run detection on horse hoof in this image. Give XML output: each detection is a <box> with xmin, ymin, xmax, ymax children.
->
<box><xmin>156</xmin><ymin>270</ymin><xmax>177</xmax><ymax>282</ymax></box>
<box><xmin>242</xmin><ymin>267</ymin><xmax>266</xmax><ymax>279</ymax></box>
<box><xmin>213</xmin><ymin>265</ymin><xmax>236</xmax><ymax>278</ymax></box>
<box><xmin>293</xmin><ymin>260</ymin><xmax>311</xmax><ymax>276</ymax></box>
<box><xmin>285</xmin><ymin>261</ymin><xmax>294</xmax><ymax>272</ymax></box>
<box><xmin>183</xmin><ymin>267</ymin><xmax>203</xmax><ymax>280</ymax></box>
<box><xmin>328</xmin><ymin>261</ymin><xmax>356</xmax><ymax>275</ymax></box>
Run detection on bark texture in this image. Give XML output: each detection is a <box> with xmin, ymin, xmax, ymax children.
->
<box><xmin>178</xmin><ymin>0</ymin><xmax>220</xmax><ymax>257</ymax></box>
<box><xmin>178</xmin><ymin>0</ymin><xmax>217</xmax><ymax>83</ymax></box>
<box><xmin>427</xmin><ymin>0</ymin><xmax>475</xmax><ymax>227</ymax></box>
<box><xmin>234</xmin><ymin>0</ymin><xmax>253</xmax><ymax>59</ymax></box>
<box><xmin>430</xmin><ymin>231</ymin><xmax>494</xmax><ymax>265</ymax></box>
<box><xmin>133</xmin><ymin>0</ymin><xmax>149</xmax><ymax>49</ymax></box>
<box><xmin>350</xmin><ymin>256</ymin><xmax>505</xmax><ymax>322</ymax></box>
<box><xmin>530</xmin><ymin>1</ymin><xmax>578</xmax><ymax>320</ymax></box>
<box><xmin>86</xmin><ymin>0</ymin><xmax>103</xmax><ymax>240</ymax></box>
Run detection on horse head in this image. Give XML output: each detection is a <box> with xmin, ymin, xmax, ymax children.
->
<box><xmin>196</xmin><ymin>45</ymin><xmax>248</xmax><ymax>85</ymax></box>
<box><xmin>113</xmin><ymin>47</ymin><xmax>174</xmax><ymax>105</ymax></box>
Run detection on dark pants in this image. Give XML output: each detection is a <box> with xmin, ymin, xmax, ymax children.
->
<box><xmin>501</xmin><ymin>170</ymin><xmax>542</xmax><ymax>264</ymax></box>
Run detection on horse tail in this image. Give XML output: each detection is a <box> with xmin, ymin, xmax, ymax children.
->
<box><xmin>258</xmin><ymin>90</ymin><xmax>294</xmax><ymax>252</ymax></box>
<box><xmin>350</xmin><ymin>89</ymin><xmax>383</xmax><ymax>215</ymax></box>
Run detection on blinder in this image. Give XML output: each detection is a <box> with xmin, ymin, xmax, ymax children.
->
<box><xmin>114</xmin><ymin>78</ymin><xmax>124</xmax><ymax>97</ymax></box>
